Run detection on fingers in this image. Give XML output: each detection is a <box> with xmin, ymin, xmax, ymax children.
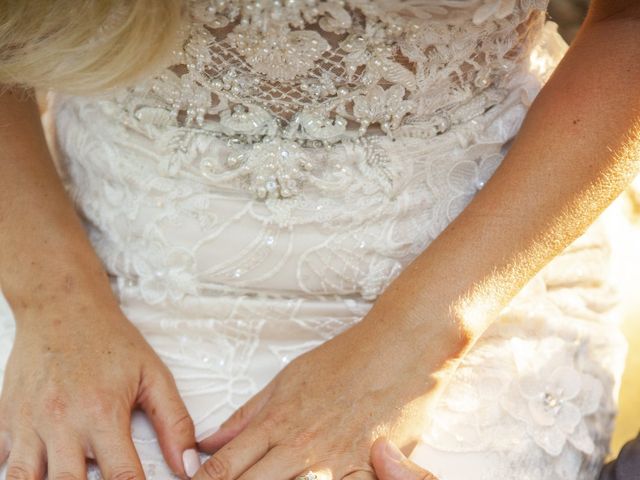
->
<box><xmin>45</xmin><ymin>433</ymin><xmax>87</xmax><ymax>480</ymax></box>
<box><xmin>0</xmin><ymin>408</ymin><xmax>10</xmax><ymax>466</ymax></box>
<box><xmin>0</xmin><ymin>431</ymin><xmax>10</xmax><ymax>466</ymax></box>
<box><xmin>370</xmin><ymin>438</ymin><xmax>438</xmax><ymax>480</ymax></box>
<box><xmin>4</xmin><ymin>429</ymin><xmax>46</xmax><ymax>480</ymax></box>
<box><xmin>289</xmin><ymin>468</ymin><xmax>333</xmax><ymax>480</ymax></box>
<box><xmin>197</xmin><ymin>392</ymin><xmax>272</xmax><ymax>455</ymax></box>
<box><xmin>236</xmin><ymin>449</ymin><xmax>376</xmax><ymax>480</ymax></box>
<box><xmin>235</xmin><ymin>446</ymin><xmax>306</xmax><ymax>480</ymax></box>
<box><xmin>192</xmin><ymin>426</ymin><xmax>270</xmax><ymax>480</ymax></box>
<box><xmin>90</xmin><ymin>424</ymin><xmax>146</xmax><ymax>480</ymax></box>
<box><xmin>198</xmin><ymin>383</ymin><xmax>274</xmax><ymax>454</ymax></box>
<box><xmin>343</xmin><ymin>472</ymin><xmax>376</xmax><ymax>480</ymax></box>
<box><xmin>139</xmin><ymin>366</ymin><xmax>198</xmax><ymax>478</ymax></box>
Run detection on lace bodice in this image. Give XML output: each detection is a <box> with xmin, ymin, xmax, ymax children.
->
<box><xmin>50</xmin><ymin>0</ymin><xmax>564</xmax><ymax>304</ymax></box>
<box><xmin>105</xmin><ymin>0</ymin><xmax>548</xmax><ymax>199</ymax></box>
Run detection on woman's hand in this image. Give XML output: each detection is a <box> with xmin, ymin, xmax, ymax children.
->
<box><xmin>193</xmin><ymin>298</ymin><xmax>465</xmax><ymax>480</ymax></box>
<box><xmin>0</xmin><ymin>294</ymin><xmax>200</xmax><ymax>480</ymax></box>
<box><xmin>371</xmin><ymin>438</ymin><xmax>438</xmax><ymax>480</ymax></box>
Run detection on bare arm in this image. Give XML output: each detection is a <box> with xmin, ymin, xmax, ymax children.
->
<box><xmin>0</xmin><ymin>89</ymin><xmax>199</xmax><ymax>479</ymax></box>
<box><xmin>0</xmin><ymin>89</ymin><xmax>115</xmax><ymax>311</ymax></box>
<box><xmin>369</xmin><ymin>12</ymin><xmax>640</xmax><ymax>477</ymax></box>
<box><xmin>372</xmin><ymin>1</ymin><xmax>640</xmax><ymax>355</ymax></box>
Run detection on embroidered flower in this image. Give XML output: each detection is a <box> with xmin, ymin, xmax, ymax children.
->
<box><xmin>229</xmin><ymin>27</ymin><xmax>330</xmax><ymax>81</ymax></box>
<box><xmin>501</xmin><ymin>338</ymin><xmax>603</xmax><ymax>457</ymax></box>
<box><xmin>288</xmin><ymin>111</ymin><xmax>348</xmax><ymax>142</ymax></box>
<box><xmin>225</xmin><ymin>138</ymin><xmax>314</xmax><ymax>199</ymax></box>
<box><xmin>316</xmin><ymin>2</ymin><xmax>353</xmax><ymax>33</ymax></box>
<box><xmin>352</xmin><ymin>84</ymin><xmax>413</xmax><ymax>134</ymax></box>
<box><xmin>133</xmin><ymin>243</ymin><xmax>199</xmax><ymax>304</ymax></box>
<box><xmin>341</xmin><ymin>25</ymin><xmax>416</xmax><ymax>90</ymax></box>
<box><xmin>219</xmin><ymin>104</ymin><xmax>278</xmax><ymax>138</ymax></box>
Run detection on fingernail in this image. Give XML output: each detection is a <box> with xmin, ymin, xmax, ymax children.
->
<box><xmin>384</xmin><ymin>441</ymin><xmax>406</xmax><ymax>462</ymax></box>
<box><xmin>182</xmin><ymin>448</ymin><xmax>200</xmax><ymax>478</ymax></box>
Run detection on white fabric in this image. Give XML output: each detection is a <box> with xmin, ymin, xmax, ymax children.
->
<box><xmin>0</xmin><ymin>1</ymin><xmax>629</xmax><ymax>479</ymax></box>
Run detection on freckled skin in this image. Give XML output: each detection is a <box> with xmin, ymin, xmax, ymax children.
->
<box><xmin>0</xmin><ymin>302</ymin><xmax>197</xmax><ymax>479</ymax></box>
<box><xmin>63</xmin><ymin>274</ymin><xmax>75</xmax><ymax>292</ymax></box>
<box><xmin>0</xmin><ymin>88</ymin><xmax>200</xmax><ymax>480</ymax></box>
<box><xmin>0</xmin><ymin>91</ymin><xmax>200</xmax><ymax>477</ymax></box>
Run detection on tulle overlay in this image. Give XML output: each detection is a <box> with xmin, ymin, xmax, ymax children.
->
<box><xmin>0</xmin><ymin>1</ymin><xmax>628</xmax><ymax>478</ymax></box>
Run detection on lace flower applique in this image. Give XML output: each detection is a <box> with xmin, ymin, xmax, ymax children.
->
<box><xmin>129</xmin><ymin>239</ymin><xmax>200</xmax><ymax>304</ymax></box>
<box><xmin>228</xmin><ymin>28</ymin><xmax>331</xmax><ymax>81</ymax></box>
<box><xmin>501</xmin><ymin>337</ymin><xmax>604</xmax><ymax>457</ymax></box>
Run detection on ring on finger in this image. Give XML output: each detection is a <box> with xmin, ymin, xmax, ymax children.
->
<box><xmin>295</xmin><ymin>472</ymin><xmax>318</xmax><ymax>480</ymax></box>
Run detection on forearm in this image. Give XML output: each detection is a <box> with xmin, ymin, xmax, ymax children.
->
<box><xmin>371</xmin><ymin>14</ymin><xmax>640</xmax><ymax>359</ymax></box>
<box><xmin>0</xmin><ymin>87</ymin><xmax>117</xmax><ymax>320</ymax></box>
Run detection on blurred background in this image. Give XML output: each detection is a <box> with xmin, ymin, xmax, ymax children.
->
<box><xmin>548</xmin><ymin>0</ymin><xmax>640</xmax><ymax>458</ymax></box>
<box><xmin>548</xmin><ymin>0</ymin><xmax>589</xmax><ymax>42</ymax></box>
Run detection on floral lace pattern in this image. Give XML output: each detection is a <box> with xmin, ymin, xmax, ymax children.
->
<box><xmin>0</xmin><ymin>2</ymin><xmax>629</xmax><ymax>480</ymax></box>
<box><xmin>107</xmin><ymin>0</ymin><xmax>549</xmax><ymax>199</ymax></box>
<box><xmin>417</xmin><ymin>254</ymin><xmax>627</xmax><ymax>480</ymax></box>
<box><xmin>502</xmin><ymin>338</ymin><xmax>604</xmax><ymax>457</ymax></box>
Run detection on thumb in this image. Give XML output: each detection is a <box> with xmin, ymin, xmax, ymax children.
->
<box><xmin>371</xmin><ymin>438</ymin><xmax>439</xmax><ymax>480</ymax></box>
<box><xmin>139</xmin><ymin>366</ymin><xmax>199</xmax><ymax>479</ymax></box>
<box><xmin>197</xmin><ymin>381</ymin><xmax>275</xmax><ymax>454</ymax></box>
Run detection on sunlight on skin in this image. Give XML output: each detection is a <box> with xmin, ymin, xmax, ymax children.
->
<box><xmin>454</xmin><ymin>122</ymin><xmax>640</xmax><ymax>341</ymax></box>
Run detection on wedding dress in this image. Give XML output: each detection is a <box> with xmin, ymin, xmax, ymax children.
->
<box><xmin>0</xmin><ymin>0</ymin><xmax>630</xmax><ymax>479</ymax></box>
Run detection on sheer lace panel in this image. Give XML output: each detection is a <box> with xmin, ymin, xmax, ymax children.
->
<box><xmin>98</xmin><ymin>0</ymin><xmax>549</xmax><ymax>200</ymax></box>
<box><xmin>120</xmin><ymin>0</ymin><xmax>549</xmax><ymax>141</ymax></box>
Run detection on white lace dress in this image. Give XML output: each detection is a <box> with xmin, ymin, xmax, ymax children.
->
<box><xmin>0</xmin><ymin>0</ymin><xmax>629</xmax><ymax>479</ymax></box>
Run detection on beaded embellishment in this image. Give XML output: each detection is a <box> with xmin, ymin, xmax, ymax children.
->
<box><xmin>111</xmin><ymin>0</ymin><xmax>548</xmax><ymax>198</ymax></box>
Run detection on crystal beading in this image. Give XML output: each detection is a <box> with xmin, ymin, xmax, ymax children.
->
<box><xmin>111</xmin><ymin>0</ymin><xmax>550</xmax><ymax>199</ymax></box>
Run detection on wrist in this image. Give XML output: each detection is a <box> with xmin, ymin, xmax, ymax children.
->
<box><xmin>4</xmin><ymin>250</ymin><xmax>119</xmax><ymax>325</ymax></box>
<box><xmin>370</xmin><ymin>249</ymin><xmax>514</xmax><ymax>363</ymax></box>
<box><xmin>362</xmin><ymin>291</ymin><xmax>473</xmax><ymax>377</ymax></box>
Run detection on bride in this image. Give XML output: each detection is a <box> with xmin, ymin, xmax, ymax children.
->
<box><xmin>0</xmin><ymin>1</ymin><xmax>639</xmax><ymax>479</ymax></box>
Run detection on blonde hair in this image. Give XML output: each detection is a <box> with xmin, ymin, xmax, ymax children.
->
<box><xmin>0</xmin><ymin>0</ymin><xmax>185</xmax><ymax>94</ymax></box>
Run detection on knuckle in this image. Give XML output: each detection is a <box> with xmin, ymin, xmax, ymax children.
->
<box><xmin>260</xmin><ymin>410</ymin><xmax>278</xmax><ymax>429</ymax></box>
<box><xmin>87</xmin><ymin>392</ymin><xmax>120</xmax><ymax>422</ymax></box>
<box><xmin>349</xmin><ymin>474</ymin><xmax>375</xmax><ymax>480</ymax></box>
<box><xmin>42</xmin><ymin>393</ymin><xmax>69</xmax><ymax>421</ymax></box>
<box><xmin>201</xmin><ymin>456</ymin><xmax>230</xmax><ymax>479</ymax></box>
<box><xmin>51</xmin><ymin>472</ymin><xmax>81</xmax><ymax>480</ymax></box>
<box><xmin>108</xmin><ymin>466</ymin><xmax>142</xmax><ymax>480</ymax></box>
<box><xmin>6</xmin><ymin>462</ymin><xmax>37</xmax><ymax>480</ymax></box>
<box><xmin>230</xmin><ymin>404</ymin><xmax>251</xmax><ymax>425</ymax></box>
<box><xmin>342</xmin><ymin>467</ymin><xmax>376</xmax><ymax>480</ymax></box>
<box><xmin>151</xmin><ymin>363</ymin><xmax>175</xmax><ymax>386</ymax></box>
<box><xmin>15</xmin><ymin>400</ymin><xmax>34</xmax><ymax>424</ymax></box>
<box><xmin>171</xmin><ymin>410</ymin><xmax>195</xmax><ymax>437</ymax></box>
